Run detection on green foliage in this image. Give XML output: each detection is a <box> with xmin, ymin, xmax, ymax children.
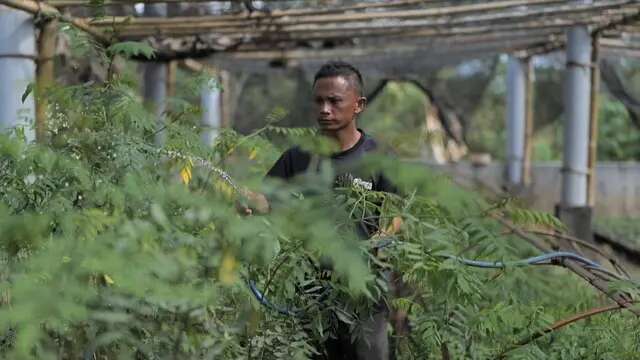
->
<box><xmin>594</xmin><ymin>217</ymin><xmax>640</xmax><ymax>249</ymax></box>
<box><xmin>359</xmin><ymin>82</ymin><xmax>427</xmax><ymax>158</ymax></box>
<box><xmin>597</xmin><ymin>96</ymin><xmax>640</xmax><ymax>161</ymax></box>
<box><xmin>107</xmin><ymin>42</ymin><xmax>156</xmax><ymax>60</ymax></box>
<box><xmin>0</xmin><ymin>41</ymin><xmax>638</xmax><ymax>359</ymax></box>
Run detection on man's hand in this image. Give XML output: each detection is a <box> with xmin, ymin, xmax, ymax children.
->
<box><xmin>372</xmin><ymin>216</ymin><xmax>403</xmax><ymax>238</ymax></box>
<box><xmin>236</xmin><ymin>188</ymin><xmax>270</xmax><ymax>215</ymax></box>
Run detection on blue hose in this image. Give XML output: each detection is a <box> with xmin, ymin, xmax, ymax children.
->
<box><xmin>247</xmin><ymin>280</ymin><xmax>299</xmax><ymax>316</ymax></box>
<box><xmin>248</xmin><ymin>251</ymin><xmax>612</xmax><ymax>316</ymax></box>
<box><xmin>443</xmin><ymin>251</ymin><xmax>602</xmax><ymax>269</ymax></box>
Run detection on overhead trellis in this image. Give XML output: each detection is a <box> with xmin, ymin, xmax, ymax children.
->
<box><xmin>2</xmin><ymin>0</ymin><xmax>640</xmax><ymax>62</ymax></box>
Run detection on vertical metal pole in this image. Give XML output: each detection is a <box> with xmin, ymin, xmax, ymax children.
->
<box><xmin>562</xmin><ymin>26</ymin><xmax>592</xmax><ymax>207</ymax></box>
<box><xmin>506</xmin><ymin>56</ymin><xmax>527</xmax><ymax>187</ymax></box>
<box><xmin>0</xmin><ymin>6</ymin><xmax>36</xmax><ymax>142</ymax></box>
<box><xmin>142</xmin><ymin>3</ymin><xmax>168</xmax><ymax>146</ymax></box>
<box><xmin>36</xmin><ymin>19</ymin><xmax>57</xmax><ymax>144</ymax></box>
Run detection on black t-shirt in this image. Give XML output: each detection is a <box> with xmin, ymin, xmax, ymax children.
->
<box><xmin>266</xmin><ymin>129</ymin><xmax>395</xmax><ymax>193</ymax></box>
<box><xmin>267</xmin><ymin>129</ymin><xmax>396</xmax><ymax>238</ymax></box>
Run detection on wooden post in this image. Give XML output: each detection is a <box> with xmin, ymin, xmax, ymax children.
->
<box><xmin>522</xmin><ymin>57</ymin><xmax>534</xmax><ymax>186</ymax></box>
<box><xmin>36</xmin><ymin>19</ymin><xmax>57</xmax><ymax>144</ymax></box>
<box><xmin>587</xmin><ymin>35</ymin><xmax>600</xmax><ymax>207</ymax></box>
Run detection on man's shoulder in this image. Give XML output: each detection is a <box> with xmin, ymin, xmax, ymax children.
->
<box><xmin>361</xmin><ymin>133</ymin><xmax>378</xmax><ymax>152</ymax></box>
<box><xmin>267</xmin><ymin>145</ymin><xmax>312</xmax><ymax>179</ymax></box>
<box><xmin>361</xmin><ymin>133</ymin><xmax>395</xmax><ymax>156</ymax></box>
<box><xmin>280</xmin><ymin>145</ymin><xmax>310</xmax><ymax>160</ymax></box>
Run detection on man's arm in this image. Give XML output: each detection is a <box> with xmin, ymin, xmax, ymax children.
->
<box><xmin>237</xmin><ymin>189</ymin><xmax>270</xmax><ymax>215</ymax></box>
<box><xmin>237</xmin><ymin>149</ymin><xmax>294</xmax><ymax>215</ymax></box>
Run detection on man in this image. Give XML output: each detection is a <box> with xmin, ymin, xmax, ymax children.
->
<box><xmin>266</xmin><ymin>61</ymin><xmax>394</xmax><ymax>194</ymax></box>
<box><xmin>260</xmin><ymin>61</ymin><xmax>396</xmax><ymax>360</ymax></box>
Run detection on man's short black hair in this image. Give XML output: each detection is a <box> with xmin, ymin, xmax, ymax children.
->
<box><xmin>313</xmin><ymin>61</ymin><xmax>364</xmax><ymax>96</ymax></box>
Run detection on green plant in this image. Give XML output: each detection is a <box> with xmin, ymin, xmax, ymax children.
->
<box><xmin>0</xmin><ymin>40</ymin><xmax>638</xmax><ymax>360</ymax></box>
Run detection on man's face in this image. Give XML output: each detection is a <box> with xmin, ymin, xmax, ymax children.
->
<box><xmin>312</xmin><ymin>76</ymin><xmax>365</xmax><ymax>132</ymax></box>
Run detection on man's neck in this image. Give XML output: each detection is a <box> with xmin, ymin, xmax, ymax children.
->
<box><xmin>323</xmin><ymin>125</ymin><xmax>361</xmax><ymax>151</ymax></box>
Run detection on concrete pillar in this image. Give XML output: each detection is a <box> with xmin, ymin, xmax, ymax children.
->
<box><xmin>506</xmin><ymin>56</ymin><xmax>527</xmax><ymax>187</ymax></box>
<box><xmin>562</xmin><ymin>26</ymin><xmax>592</xmax><ymax>207</ymax></box>
<box><xmin>142</xmin><ymin>3</ymin><xmax>168</xmax><ymax>146</ymax></box>
<box><xmin>0</xmin><ymin>6</ymin><xmax>36</xmax><ymax>142</ymax></box>
<box><xmin>558</xmin><ymin>24</ymin><xmax>593</xmax><ymax>241</ymax></box>
<box><xmin>200</xmin><ymin>77</ymin><xmax>222</xmax><ymax>146</ymax></box>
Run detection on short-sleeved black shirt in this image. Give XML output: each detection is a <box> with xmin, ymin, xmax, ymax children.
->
<box><xmin>267</xmin><ymin>129</ymin><xmax>396</xmax><ymax>238</ymax></box>
<box><xmin>266</xmin><ymin>129</ymin><xmax>395</xmax><ymax>193</ymax></box>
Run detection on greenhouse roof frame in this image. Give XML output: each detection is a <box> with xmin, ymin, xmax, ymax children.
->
<box><xmin>1</xmin><ymin>0</ymin><xmax>639</xmax><ymax>63</ymax></box>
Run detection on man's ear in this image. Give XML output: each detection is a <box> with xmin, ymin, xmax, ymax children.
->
<box><xmin>355</xmin><ymin>96</ymin><xmax>367</xmax><ymax>115</ymax></box>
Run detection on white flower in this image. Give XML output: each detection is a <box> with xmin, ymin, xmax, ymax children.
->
<box><xmin>24</xmin><ymin>174</ymin><xmax>36</xmax><ymax>185</ymax></box>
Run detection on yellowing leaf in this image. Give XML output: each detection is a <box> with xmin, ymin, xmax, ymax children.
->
<box><xmin>103</xmin><ymin>274</ymin><xmax>115</xmax><ymax>286</ymax></box>
<box><xmin>180</xmin><ymin>159</ymin><xmax>193</xmax><ymax>185</ymax></box>
<box><xmin>219</xmin><ymin>253</ymin><xmax>238</xmax><ymax>285</ymax></box>
<box><xmin>214</xmin><ymin>179</ymin><xmax>235</xmax><ymax>200</ymax></box>
<box><xmin>248</xmin><ymin>148</ymin><xmax>257</xmax><ymax>160</ymax></box>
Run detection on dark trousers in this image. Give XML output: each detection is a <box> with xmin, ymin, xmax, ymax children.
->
<box><xmin>314</xmin><ymin>308</ymin><xmax>389</xmax><ymax>360</ymax></box>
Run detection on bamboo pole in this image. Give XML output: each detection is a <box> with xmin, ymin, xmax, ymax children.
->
<box><xmin>180</xmin><ymin>58</ymin><xmax>217</xmax><ymax>75</ymax></box>
<box><xmin>112</xmin><ymin>9</ymin><xmax>635</xmax><ymax>41</ymax></box>
<box><xmin>91</xmin><ymin>0</ymin><xmax>630</xmax><ymax>35</ymax></box>
<box><xmin>236</xmin><ymin>28</ymin><xmax>562</xmax><ymax>53</ymax></box>
<box><xmin>215</xmin><ymin>33</ymin><xmax>559</xmax><ymax>61</ymax></box>
<box><xmin>587</xmin><ymin>35</ymin><xmax>600</xmax><ymax>207</ymax></box>
<box><xmin>0</xmin><ymin>0</ymin><xmax>111</xmax><ymax>44</ymax></box>
<box><xmin>50</xmin><ymin>0</ymin><xmax>230</xmax><ymax>5</ymax></box>
<box><xmin>599</xmin><ymin>37</ymin><xmax>640</xmax><ymax>50</ymax></box>
<box><xmin>51</xmin><ymin>0</ymin><xmax>445</xmax><ymax>13</ymax></box>
<box><xmin>522</xmin><ymin>57</ymin><xmax>535</xmax><ymax>186</ymax></box>
<box><xmin>143</xmin><ymin>21</ymin><xmax>590</xmax><ymax>49</ymax></box>
<box><xmin>35</xmin><ymin>18</ymin><xmax>57</xmax><ymax>144</ymax></box>
<box><xmin>86</xmin><ymin>0</ymin><xmax>564</xmax><ymax>27</ymax></box>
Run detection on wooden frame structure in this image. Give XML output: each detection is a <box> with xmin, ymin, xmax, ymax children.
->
<box><xmin>1</xmin><ymin>0</ymin><xmax>639</xmax><ymax>62</ymax></box>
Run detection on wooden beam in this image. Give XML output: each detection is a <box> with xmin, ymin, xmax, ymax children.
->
<box><xmin>600</xmin><ymin>37</ymin><xmax>640</xmax><ymax>50</ymax></box>
<box><xmin>180</xmin><ymin>58</ymin><xmax>218</xmax><ymax>75</ymax></box>
<box><xmin>92</xmin><ymin>0</ymin><xmax>632</xmax><ymax>35</ymax></box>
<box><xmin>48</xmin><ymin>0</ymin><xmax>230</xmax><ymax>5</ymax></box>
<box><xmin>86</xmin><ymin>0</ymin><xmax>564</xmax><ymax>27</ymax></box>
<box><xmin>35</xmin><ymin>18</ymin><xmax>57</xmax><ymax>144</ymax></box>
<box><xmin>50</xmin><ymin>0</ymin><xmax>446</xmax><ymax>13</ymax></box>
<box><xmin>114</xmin><ymin>10</ymin><xmax>630</xmax><ymax>41</ymax></box>
<box><xmin>215</xmin><ymin>33</ymin><xmax>559</xmax><ymax>61</ymax></box>
<box><xmin>133</xmin><ymin>20</ymin><xmax>589</xmax><ymax>52</ymax></box>
<box><xmin>0</xmin><ymin>0</ymin><xmax>112</xmax><ymax>45</ymax></box>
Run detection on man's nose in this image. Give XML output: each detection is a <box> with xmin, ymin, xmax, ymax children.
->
<box><xmin>319</xmin><ymin>102</ymin><xmax>331</xmax><ymax>114</ymax></box>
